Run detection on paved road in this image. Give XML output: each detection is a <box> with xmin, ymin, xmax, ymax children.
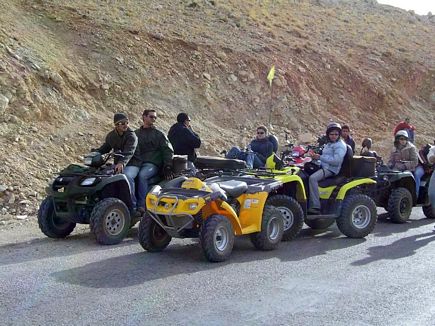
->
<box><xmin>1</xmin><ymin>209</ymin><xmax>435</xmax><ymax>326</ymax></box>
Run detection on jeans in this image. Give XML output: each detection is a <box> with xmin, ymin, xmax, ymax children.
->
<box><xmin>124</xmin><ymin>163</ymin><xmax>159</xmax><ymax>209</ymax></box>
<box><xmin>429</xmin><ymin>171</ymin><xmax>435</xmax><ymax>216</ymax></box>
<box><xmin>414</xmin><ymin>165</ymin><xmax>425</xmax><ymax>198</ymax></box>
<box><xmin>309</xmin><ymin>168</ymin><xmax>334</xmax><ymax>209</ymax></box>
<box><xmin>226</xmin><ymin>147</ymin><xmax>264</xmax><ymax>168</ymax></box>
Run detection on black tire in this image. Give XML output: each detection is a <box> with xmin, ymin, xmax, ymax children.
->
<box><xmin>422</xmin><ymin>205</ymin><xmax>435</xmax><ymax>219</ymax></box>
<box><xmin>250</xmin><ymin>205</ymin><xmax>284</xmax><ymax>250</ymax></box>
<box><xmin>89</xmin><ymin>198</ymin><xmax>131</xmax><ymax>245</ymax></box>
<box><xmin>200</xmin><ymin>215</ymin><xmax>234</xmax><ymax>262</ymax></box>
<box><xmin>304</xmin><ymin>218</ymin><xmax>335</xmax><ymax>230</ymax></box>
<box><xmin>37</xmin><ymin>197</ymin><xmax>76</xmax><ymax>238</ymax></box>
<box><xmin>138</xmin><ymin>213</ymin><xmax>172</xmax><ymax>252</ymax></box>
<box><xmin>266</xmin><ymin>195</ymin><xmax>303</xmax><ymax>241</ymax></box>
<box><xmin>337</xmin><ymin>194</ymin><xmax>377</xmax><ymax>238</ymax></box>
<box><xmin>387</xmin><ymin>187</ymin><xmax>413</xmax><ymax>223</ymax></box>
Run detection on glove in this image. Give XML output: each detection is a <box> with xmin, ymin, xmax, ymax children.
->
<box><xmin>163</xmin><ymin>166</ymin><xmax>175</xmax><ymax>180</ymax></box>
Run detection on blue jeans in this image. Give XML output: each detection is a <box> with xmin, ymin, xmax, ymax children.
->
<box><xmin>124</xmin><ymin>163</ymin><xmax>159</xmax><ymax>209</ymax></box>
<box><xmin>226</xmin><ymin>147</ymin><xmax>263</xmax><ymax>168</ymax></box>
<box><xmin>414</xmin><ymin>166</ymin><xmax>425</xmax><ymax>198</ymax></box>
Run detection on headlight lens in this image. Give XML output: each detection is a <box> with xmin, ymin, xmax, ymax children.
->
<box><xmin>150</xmin><ymin>185</ymin><xmax>162</xmax><ymax>195</ymax></box>
<box><xmin>188</xmin><ymin>203</ymin><xmax>198</xmax><ymax>210</ymax></box>
<box><xmin>80</xmin><ymin>177</ymin><xmax>97</xmax><ymax>186</ymax></box>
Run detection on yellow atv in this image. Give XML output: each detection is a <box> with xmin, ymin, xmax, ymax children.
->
<box><xmin>138</xmin><ymin>176</ymin><xmax>288</xmax><ymax>262</ymax></box>
<box><xmin>260</xmin><ymin>146</ymin><xmax>378</xmax><ymax>238</ymax></box>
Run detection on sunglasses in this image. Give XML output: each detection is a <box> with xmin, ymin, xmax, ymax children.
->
<box><xmin>257</xmin><ymin>131</ymin><xmax>265</xmax><ymax>135</ymax></box>
<box><xmin>116</xmin><ymin>121</ymin><xmax>128</xmax><ymax>126</ymax></box>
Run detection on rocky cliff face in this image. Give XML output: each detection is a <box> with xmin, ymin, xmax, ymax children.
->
<box><xmin>0</xmin><ymin>0</ymin><xmax>434</xmax><ymax>220</ymax></box>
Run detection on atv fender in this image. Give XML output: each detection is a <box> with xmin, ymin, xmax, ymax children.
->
<box><xmin>203</xmin><ymin>201</ymin><xmax>243</xmax><ymax>235</ymax></box>
<box><xmin>336</xmin><ymin>178</ymin><xmax>376</xmax><ymax>200</ymax></box>
<box><xmin>273</xmin><ymin>174</ymin><xmax>307</xmax><ymax>201</ymax></box>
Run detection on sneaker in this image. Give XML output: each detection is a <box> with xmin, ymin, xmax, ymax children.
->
<box><xmin>307</xmin><ymin>207</ymin><xmax>320</xmax><ymax>215</ymax></box>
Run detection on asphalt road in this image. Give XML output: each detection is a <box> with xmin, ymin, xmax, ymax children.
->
<box><xmin>1</xmin><ymin>209</ymin><xmax>435</xmax><ymax>326</ymax></box>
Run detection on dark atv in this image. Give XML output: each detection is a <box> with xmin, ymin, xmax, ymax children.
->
<box><xmin>372</xmin><ymin>164</ymin><xmax>434</xmax><ymax>223</ymax></box>
<box><xmin>38</xmin><ymin>152</ymin><xmax>188</xmax><ymax>245</ymax></box>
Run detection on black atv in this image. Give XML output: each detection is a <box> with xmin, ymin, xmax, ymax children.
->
<box><xmin>372</xmin><ymin>164</ymin><xmax>434</xmax><ymax>223</ymax></box>
<box><xmin>38</xmin><ymin>152</ymin><xmax>188</xmax><ymax>245</ymax></box>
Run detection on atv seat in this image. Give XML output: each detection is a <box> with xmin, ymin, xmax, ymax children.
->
<box><xmin>216</xmin><ymin>180</ymin><xmax>248</xmax><ymax>198</ymax></box>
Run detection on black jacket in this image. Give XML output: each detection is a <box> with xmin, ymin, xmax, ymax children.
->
<box><xmin>128</xmin><ymin>126</ymin><xmax>174</xmax><ymax>168</ymax></box>
<box><xmin>94</xmin><ymin>127</ymin><xmax>137</xmax><ymax>165</ymax></box>
<box><xmin>344</xmin><ymin>136</ymin><xmax>355</xmax><ymax>154</ymax></box>
<box><xmin>168</xmin><ymin>122</ymin><xmax>201</xmax><ymax>162</ymax></box>
<box><xmin>250</xmin><ymin>138</ymin><xmax>273</xmax><ymax>164</ymax></box>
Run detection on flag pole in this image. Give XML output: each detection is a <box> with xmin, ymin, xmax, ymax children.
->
<box><xmin>267</xmin><ymin>65</ymin><xmax>275</xmax><ymax>127</ymax></box>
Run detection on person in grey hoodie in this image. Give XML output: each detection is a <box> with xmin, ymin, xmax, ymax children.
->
<box><xmin>307</xmin><ymin>122</ymin><xmax>347</xmax><ymax>214</ymax></box>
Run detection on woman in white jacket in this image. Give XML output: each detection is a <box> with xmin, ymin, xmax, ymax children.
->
<box><xmin>308</xmin><ymin>122</ymin><xmax>347</xmax><ymax>215</ymax></box>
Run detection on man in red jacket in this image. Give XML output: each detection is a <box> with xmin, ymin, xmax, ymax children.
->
<box><xmin>393</xmin><ymin>117</ymin><xmax>415</xmax><ymax>143</ymax></box>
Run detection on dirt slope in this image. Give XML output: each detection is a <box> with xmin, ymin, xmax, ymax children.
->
<box><xmin>0</xmin><ymin>0</ymin><xmax>434</xmax><ymax>221</ymax></box>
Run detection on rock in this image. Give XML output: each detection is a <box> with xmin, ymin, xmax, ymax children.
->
<box><xmin>151</xmin><ymin>32</ymin><xmax>164</xmax><ymax>41</ymax></box>
<box><xmin>238</xmin><ymin>70</ymin><xmax>249</xmax><ymax>82</ymax></box>
<box><xmin>298</xmin><ymin>66</ymin><xmax>306</xmax><ymax>73</ymax></box>
<box><xmin>216</xmin><ymin>51</ymin><xmax>227</xmax><ymax>60</ymax></box>
<box><xmin>203</xmin><ymin>72</ymin><xmax>211</xmax><ymax>81</ymax></box>
<box><xmin>115</xmin><ymin>56</ymin><xmax>124</xmax><ymax>64</ymax></box>
<box><xmin>0</xmin><ymin>184</ymin><xmax>7</xmax><ymax>193</ymax></box>
<box><xmin>16</xmin><ymin>215</ymin><xmax>28</xmax><ymax>220</ymax></box>
<box><xmin>101</xmin><ymin>83</ymin><xmax>110</xmax><ymax>90</ymax></box>
<box><xmin>7</xmin><ymin>193</ymin><xmax>16</xmax><ymax>204</ymax></box>
<box><xmin>19</xmin><ymin>200</ymin><xmax>31</xmax><ymax>205</ymax></box>
<box><xmin>0</xmin><ymin>94</ymin><xmax>9</xmax><ymax>113</ymax></box>
<box><xmin>228</xmin><ymin>74</ymin><xmax>238</xmax><ymax>82</ymax></box>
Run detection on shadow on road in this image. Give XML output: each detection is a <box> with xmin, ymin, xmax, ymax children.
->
<box><xmin>352</xmin><ymin>231</ymin><xmax>435</xmax><ymax>266</ymax></box>
<box><xmin>0</xmin><ymin>227</ymin><xmax>139</xmax><ymax>266</ymax></box>
<box><xmin>51</xmin><ymin>225</ymin><xmax>365</xmax><ymax>289</ymax></box>
<box><xmin>372</xmin><ymin>213</ymin><xmax>434</xmax><ymax>238</ymax></box>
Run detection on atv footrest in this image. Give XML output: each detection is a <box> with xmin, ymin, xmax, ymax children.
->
<box><xmin>305</xmin><ymin>214</ymin><xmax>337</xmax><ymax>220</ymax></box>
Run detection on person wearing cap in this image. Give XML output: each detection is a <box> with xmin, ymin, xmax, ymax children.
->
<box><xmin>124</xmin><ymin>109</ymin><xmax>174</xmax><ymax>211</ymax></box>
<box><xmin>307</xmin><ymin>122</ymin><xmax>347</xmax><ymax>215</ymax></box>
<box><xmin>93</xmin><ymin>112</ymin><xmax>138</xmax><ymax>174</ymax></box>
<box><xmin>393</xmin><ymin>117</ymin><xmax>415</xmax><ymax>143</ymax></box>
<box><xmin>387</xmin><ymin>130</ymin><xmax>418</xmax><ymax>172</ymax></box>
<box><xmin>341</xmin><ymin>124</ymin><xmax>355</xmax><ymax>154</ymax></box>
<box><xmin>168</xmin><ymin>113</ymin><xmax>201</xmax><ymax>167</ymax></box>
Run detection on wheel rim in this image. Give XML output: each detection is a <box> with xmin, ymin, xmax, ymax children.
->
<box><xmin>399</xmin><ymin>197</ymin><xmax>411</xmax><ymax>214</ymax></box>
<box><xmin>104</xmin><ymin>209</ymin><xmax>125</xmax><ymax>236</ymax></box>
<box><xmin>352</xmin><ymin>205</ymin><xmax>371</xmax><ymax>229</ymax></box>
<box><xmin>151</xmin><ymin>222</ymin><xmax>168</xmax><ymax>243</ymax></box>
<box><xmin>267</xmin><ymin>216</ymin><xmax>281</xmax><ymax>241</ymax></box>
<box><xmin>214</xmin><ymin>225</ymin><xmax>229</xmax><ymax>252</ymax></box>
<box><xmin>278</xmin><ymin>206</ymin><xmax>294</xmax><ymax>231</ymax></box>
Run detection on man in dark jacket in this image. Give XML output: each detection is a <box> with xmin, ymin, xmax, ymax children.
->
<box><xmin>168</xmin><ymin>113</ymin><xmax>201</xmax><ymax>163</ymax></box>
<box><xmin>93</xmin><ymin>112</ymin><xmax>137</xmax><ymax>174</ymax></box>
<box><xmin>341</xmin><ymin>125</ymin><xmax>355</xmax><ymax>154</ymax></box>
<box><xmin>124</xmin><ymin>109</ymin><xmax>174</xmax><ymax>211</ymax></box>
<box><xmin>249</xmin><ymin>125</ymin><xmax>274</xmax><ymax>167</ymax></box>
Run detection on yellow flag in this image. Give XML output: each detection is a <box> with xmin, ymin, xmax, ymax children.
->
<box><xmin>267</xmin><ymin>65</ymin><xmax>275</xmax><ymax>86</ymax></box>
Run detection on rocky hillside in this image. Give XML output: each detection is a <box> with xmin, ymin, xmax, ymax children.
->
<box><xmin>0</xmin><ymin>0</ymin><xmax>434</xmax><ymax>222</ymax></box>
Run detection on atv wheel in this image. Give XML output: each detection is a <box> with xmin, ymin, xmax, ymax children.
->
<box><xmin>38</xmin><ymin>197</ymin><xmax>76</xmax><ymax>238</ymax></box>
<box><xmin>90</xmin><ymin>198</ymin><xmax>131</xmax><ymax>245</ymax></box>
<box><xmin>266</xmin><ymin>195</ymin><xmax>303</xmax><ymax>241</ymax></box>
<box><xmin>304</xmin><ymin>218</ymin><xmax>335</xmax><ymax>230</ymax></box>
<box><xmin>138</xmin><ymin>213</ymin><xmax>172</xmax><ymax>252</ymax></box>
<box><xmin>337</xmin><ymin>194</ymin><xmax>377</xmax><ymax>238</ymax></box>
<box><xmin>422</xmin><ymin>205</ymin><xmax>435</xmax><ymax>219</ymax></box>
<box><xmin>387</xmin><ymin>187</ymin><xmax>413</xmax><ymax>223</ymax></box>
<box><xmin>250</xmin><ymin>205</ymin><xmax>284</xmax><ymax>250</ymax></box>
<box><xmin>200</xmin><ymin>215</ymin><xmax>234</xmax><ymax>262</ymax></box>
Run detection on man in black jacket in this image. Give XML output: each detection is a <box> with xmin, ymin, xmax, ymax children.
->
<box><xmin>168</xmin><ymin>113</ymin><xmax>201</xmax><ymax>164</ymax></box>
<box><xmin>93</xmin><ymin>113</ymin><xmax>138</xmax><ymax>174</ymax></box>
<box><xmin>341</xmin><ymin>125</ymin><xmax>355</xmax><ymax>154</ymax></box>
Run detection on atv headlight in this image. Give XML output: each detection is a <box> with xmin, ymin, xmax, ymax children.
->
<box><xmin>80</xmin><ymin>177</ymin><xmax>97</xmax><ymax>186</ymax></box>
<box><xmin>84</xmin><ymin>157</ymin><xmax>93</xmax><ymax>166</ymax></box>
<box><xmin>188</xmin><ymin>203</ymin><xmax>198</xmax><ymax>211</ymax></box>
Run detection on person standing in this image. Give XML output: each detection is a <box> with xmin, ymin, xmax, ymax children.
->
<box><xmin>393</xmin><ymin>117</ymin><xmax>415</xmax><ymax>143</ymax></box>
<box><xmin>124</xmin><ymin>109</ymin><xmax>174</xmax><ymax>212</ymax></box>
<box><xmin>426</xmin><ymin>145</ymin><xmax>435</xmax><ymax>218</ymax></box>
<box><xmin>93</xmin><ymin>112</ymin><xmax>137</xmax><ymax>174</ymax></box>
<box><xmin>341</xmin><ymin>125</ymin><xmax>355</xmax><ymax>154</ymax></box>
<box><xmin>307</xmin><ymin>122</ymin><xmax>347</xmax><ymax>214</ymax></box>
<box><xmin>168</xmin><ymin>113</ymin><xmax>201</xmax><ymax>169</ymax></box>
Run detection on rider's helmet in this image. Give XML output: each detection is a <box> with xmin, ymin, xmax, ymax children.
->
<box><xmin>395</xmin><ymin>130</ymin><xmax>408</xmax><ymax>139</ymax></box>
<box><xmin>361</xmin><ymin>138</ymin><xmax>373</xmax><ymax>150</ymax></box>
<box><xmin>326</xmin><ymin>122</ymin><xmax>342</xmax><ymax>137</ymax></box>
